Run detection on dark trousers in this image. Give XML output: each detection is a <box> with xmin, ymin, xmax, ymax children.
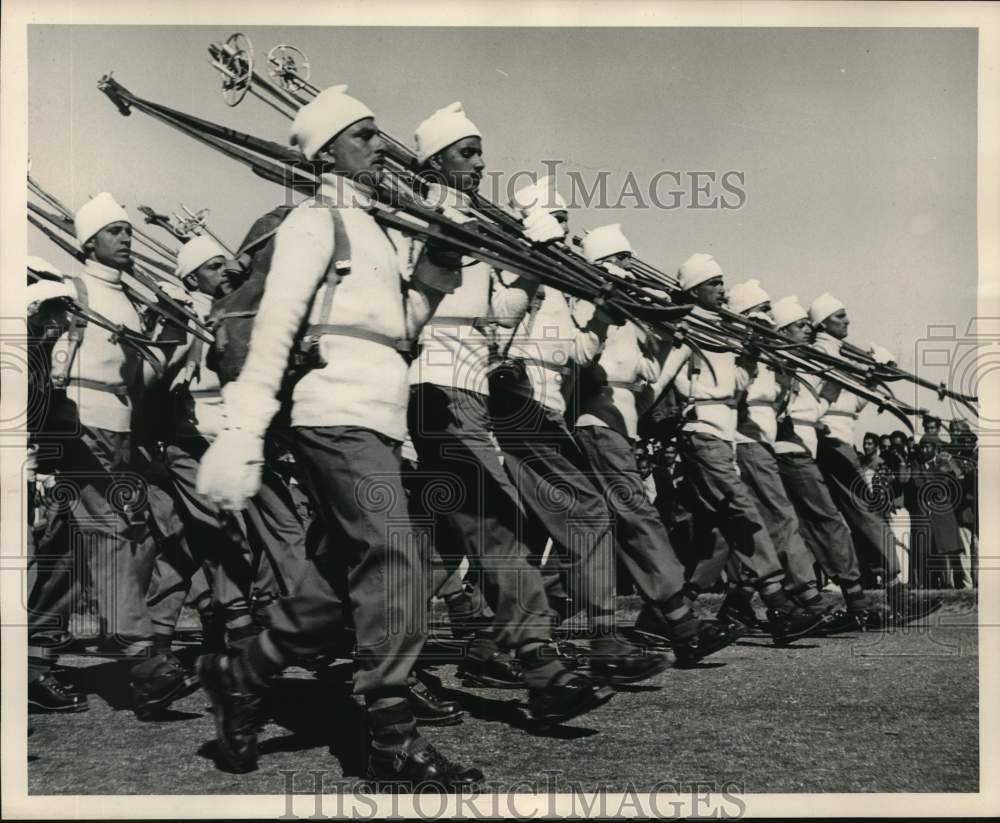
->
<box><xmin>574</xmin><ymin>425</ymin><xmax>687</xmax><ymax>604</ymax></box>
<box><xmin>775</xmin><ymin>450</ymin><xmax>861</xmax><ymax>584</ymax></box>
<box><xmin>407</xmin><ymin>384</ymin><xmax>556</xmax><ymax>658</ymax></box>
<box><xmin>736</xmin><ymin>440</ymin><xmax>818</xmax><ymax>593</ymax></box>
<box><xmin>27</xmin><ymin>426</ymin><xmax>154</xmax><ymax>669</ymax></box>
<box><xmin>266</xmin><ymin>426</ymin><xmax>427</xmax><ymax>697</ymax></box>
<box><xmin>489</xmin><ymin>390</ymin><xmax>617</xmax><ymax>632</ymax></box>
<box><xmin>817</xmin><ymin>436</ymin><xmax>899</xmax><ymax>580</ymax></box>
<box><xmin>679</xmin><ymin>431</ymin><xmax>783</xmax><ymax>591</ymax></box>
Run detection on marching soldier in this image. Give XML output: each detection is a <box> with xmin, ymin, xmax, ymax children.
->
<box><xmin>573</xmin><ymin>221</ymin><xmax>739</xmax><ymax>664</ymax></box>
<box><xmin>770</xmin><ymin>296</ymin><xmax>883</xmax><ymax>625</ymax></box>
<box><xmin>488</xmin><ymin>198</ymin><xmax>670</xmax><ymax>682</ymax></box>
<box><xmin>195</xmin><ymin>87</ymin><xmax>612</xmax><ymax>785</ymax></box>
<box><xmin>26</xmin><ymin>194</ymin><xmax>198</xmax><ymax>718</ymax></box>
<box><xmin>808</xmin><ymin>293</ymin><xmax>941</xmax><ymax>621</ymax></box>
<box><xmin>649</xmin><ymin>254</ymin><xmax>827</xmax><ymax>644</ymax></box>
<box><xmin>724</xmin><ymin>280</ymin><xmax>850</xmax><ymax>626</ymax></box>
<box><xmin>406</xmin><ymin>103</ymin><xmax>583</xmax><ymax>695</ymax></box>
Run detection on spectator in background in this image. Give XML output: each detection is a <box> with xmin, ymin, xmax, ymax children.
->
<box><xmin>858</xmin><ymin>432</ymin><xmax>883</xmax><ymax>487</ymax></box>
<box><xmin>651</xmin><ymin>440</ymin><xmax>699</xmax><ymax>573</ymax></box>
<box><xmin>878</xmin><ymin>434</ymin><xmax>892</xmax><ymax>461</ymax></box>
<box><xmin>879</xmin><ymin>437</ymin><xmax>912</xmax><ymax>585</ymax></box>
<box><xmin>947</xmin><ymin>420</ymin><xmax>978</xmax><ymax>588</ymax></box>
<box><xmin>905</xmin><ymin>435</ymin><xmax>969</xmax><ymax>589</ymax></box>
<box><xmin>922</xmin><ymin>415</ymin><xmax>944</xmax><ymax>439</ymax></box>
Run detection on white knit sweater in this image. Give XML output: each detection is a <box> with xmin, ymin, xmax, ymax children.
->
<box><xmin>231</xmin><ymin>175</ymin><xmax>459</xmax><ymax>442</ymax></box>
<box><xmin>654</xmin><ymin>306</ymin><xmax>752</xmax><ymax>443</ymax></box>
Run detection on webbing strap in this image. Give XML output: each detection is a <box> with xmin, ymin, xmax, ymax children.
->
<box><xmin>304</xmin><ymin>324</ymin><xmax>417</xmax><ymax>359</ymax></box>
<box><xmin>67</xmin><ymin>377</ymin><xmax>128</xmax><ymax>397</ymax></box>
<box><xmin>50</xmin><ymin>277</ymin><xmax>87</xmax><ymax>389</ymax></box>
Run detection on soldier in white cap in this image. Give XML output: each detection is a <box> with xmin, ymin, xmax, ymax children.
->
<box><xmin>488</xmin><ymin>192</ymin><xmax>671</xmax><ymax>683</ymax></box>
<box><xmin>144</xmin><ymin>236</ymin><xmax>308</xmax><ymax>658</ymax></box>
<box><xmin>724</xmin><ymin>281</ymin><xmax>854</xmax><ymax>630</ymax></box>
<box><xmin>649</xmin><ymin>254</ymin><xmax>827</xmax><ymax>644</ymax></box>
<box><xmin>572</xmin><ymin>223</ymin><xmax>739</xmax><ymax>664</ymax></box>
<box><xmin>194</xmin><ymin>85</ymin><xmax>484</xmax><ymax>786</ymax></box>
<box><xmin>25</xmin><ymin>193</ymin><xmax>198</xmax><ymax>718</ymax></box>
<box><xmin>808</xmin><ymin>293</ymin><xmax>941</xmax><ymax>622</ymax></box>
<box><xmin>770</xmin><ymin>296</ymin><xmax>879</xmax><ymax>626</ymax></box>
<box><xmin>406</xmin><ymin>105</ymin><xmax>620</xmax><ymax>712</ymax></box>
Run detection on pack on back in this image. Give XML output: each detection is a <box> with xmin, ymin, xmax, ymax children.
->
<box><xmin>206</xmin><ymin>201</ymin><xmax>351</xmax><ymax>396</ymax></box>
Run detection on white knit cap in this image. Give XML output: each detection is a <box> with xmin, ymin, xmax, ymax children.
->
<box><xmin>678</xmin><ymin>252</ymin><xmax>724</xmax><ymax>291</ymax></box>
<box><xmin>289</xmin><ymin>85</ymin><xmax>375</xmax><ymax>161</ymax></box>
<box><xmin>175</xmin><ymin>235</ymin><xmax>229</xmax><ymax>279</ymax></box>
<box><xmin>808</xmin><ymin>292</ymin><xmax>846</xmax><ymax>326</ymax></box>
<box><xmin>772</xmin><ymin>296</ymin><xmax>809</xmax><ymax>329</ymax></box>
<box><xmin>27</xmin><ymin>256</ymin><xmax>63</xmax><ymax>277</ymax></box>
<box><xmin>414</xmin><ymin>102</ymin><xmax>481</xmax><ymax>164</ymax></box>
<box><xmin>727</xmin><ymin>279</ymin><xmax>771</xmax><ymax>314</ymax></box>
<box><xmin>511</xmin><ymin>175</ymin><xmax>568</xmax><ymax>215</ymax></box>
<box><xmin>581</xmin><ymin>224</ymin><xmax>632</xmax><ymax>263</ymax></box>
<box><xmin>75</xmin><ymin>192</ymin><xmax>131</xmax><ymax>245</ymax></box>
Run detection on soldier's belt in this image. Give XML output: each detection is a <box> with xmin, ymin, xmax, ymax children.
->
<box><xmin>66</xmin><ymin>377</ymin><xmax>129</xmax><ymax>397</ymax></box>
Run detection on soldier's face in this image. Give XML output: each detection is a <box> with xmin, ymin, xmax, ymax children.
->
<box><xmin>429</xmin><ymin>137</ymin><xmax>485</xmax><ymax>194</ymax></box>
<box><xmin>781</xmin><ymin>318</ymin><xmax>812</xmax><ymax>343</ymax></box>
<box><xmin>692</xmin><ymin>276</ymin><xmax>726</xmax><ymax>311</ymax></box>
<box><xmin>324</xmin><ymin>118</ymin><xmax>385</xmax><ymax>181</ymax></box>
<box><xmin>89</xmin><ymin>222</ymin><xmax>132</xmax><ymax>268</ymax></box>
<box><xmin>194</xmin><ymin>255</ymin><xmax>227</xmax><ymax>297</ymax></box>
<box><xmin>823</xmin><ymin>308</ymin><xmax>850</xmax><ymax>339</ymax></box>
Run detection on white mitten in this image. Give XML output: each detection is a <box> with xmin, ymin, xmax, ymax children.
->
<box><xmin>603</xmin><ymin>262</ymin><xmax>632</xmax><ymax>280</ymax></box>
<box><xmin>196</xmin><ymin>381</ymin><xmax>280</xmax><ymax>511</ymax></box>
<box><xmin>869</xmin><ymin>342</ymin><xmax>896</xmax><ymax>366</ymax></box>
<box><xmin>522</xmin><ymin>209</ymin><xmax>564</xmax><ymax>244</ymax></box>
<box><xmin>196</xmin><ymin>429</ymin><xmax>264</xmax><ymax>511</ymax></box>
<box><xmin>638</xmin><ymin>357</ymin><xmax>660</xmax><ymax>383</ymax></box>
<box><xmin>158</xmin><ymin>280</ymin><xmax>195</xmax><ymax>306</ymax></box>
<box><xmin>26</xmin><ymin>280</ymin><xmax>75</xmax><ymax>317</ymax></box>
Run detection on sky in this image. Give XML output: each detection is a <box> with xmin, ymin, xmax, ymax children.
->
<box><xmin>25</xmin><ymin>25</ymin><xmax>979</xmax><ymax>435</ymax></box>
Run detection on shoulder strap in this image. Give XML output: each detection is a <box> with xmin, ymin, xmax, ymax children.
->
<box><xmin>50</xmin><ymin>277</ymin><xmax>88</xmax><ymax>389</ymax></box>
<box><xmin>314</xmin><ymin>201</ymin><xmax>352</xmax><ymax>325</ymax></box>
<box><xmin>499</xmin><ymin>286</ymin><xmax>544</xmax><ymax>361</ymax></box>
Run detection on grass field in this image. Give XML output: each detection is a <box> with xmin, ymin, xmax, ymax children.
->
<box><xmin>27</xmin><ymin>592</ymin><xmax>979</xmax><ymax>797</ymax></box>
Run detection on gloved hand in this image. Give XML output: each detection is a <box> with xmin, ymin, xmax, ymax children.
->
<box><xmin>196</xmin><ymin>429</ymin><xmax>264</xmax><ymax>511</ymax></box>
<box><xmin>26</xmin><ymin>280</ymin><xmax>75</xmax><ymax>317</ymax></box>
<box><xmin>869</xmin><ymin>342</ymin><xmax>896</xmax><ymax>366</ymax></box>
<box><xmin>158</xmin><ymin>280</ymin><xmax>194</xmax><ymax>307</ymax></box>
<box><xmin>196</xmin><ymin>381</ymin><xmax>279</xmax><ymax>511</ymax></box>
<box><xmin>522</xmin><ymin>208</ymin><xmax>564</xmax><ymax>244</ymax></box>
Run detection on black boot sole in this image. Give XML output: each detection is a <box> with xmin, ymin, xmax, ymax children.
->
<box><xmin>196</xmin><ymin>657</ymin><xmax>258</xmax><ymax>774</ymax></box>
<box><xmin>588</xmin><ymin>655</ymin><xmax>671</xmax><ymax>685</ymax></box>
<box><xmin>673</xmin><ymin>630</ymin><xmax>741</xmax><ymax>668</ymax></box>
<box><xmin>768</xmin><ymin>614</ymin><xmax>829</xmax><ymax>646</ymax></box>
<box><xmin>894</xmin><ymin>597</ymin><xmax>946</xmax><ymax>625</ymax></box>
<box><xmin>133</xmin><ymin>673</ymin><xmax>201</xmax><ymax>721</ymax></box>
<box><xmin>411</xmin><ymin>711</ymin><xmax>465</xmax><ymax>727</ymax></box>
<box><xmin>530</xmin><ymin>684</ymin><xmax>616</xmax><ymax>729</ymax></box>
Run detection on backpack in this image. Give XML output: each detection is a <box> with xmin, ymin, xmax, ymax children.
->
<box><xmin>206</xmin><ymin>200</ymin><xmax>352</xmax><ymax>391</ymax></box>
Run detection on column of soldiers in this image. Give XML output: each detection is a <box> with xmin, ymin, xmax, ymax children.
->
<box><xmin>25</xmin><ymin>85</ymin><xmax>944</xmax><ymax>789</ymax></box>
